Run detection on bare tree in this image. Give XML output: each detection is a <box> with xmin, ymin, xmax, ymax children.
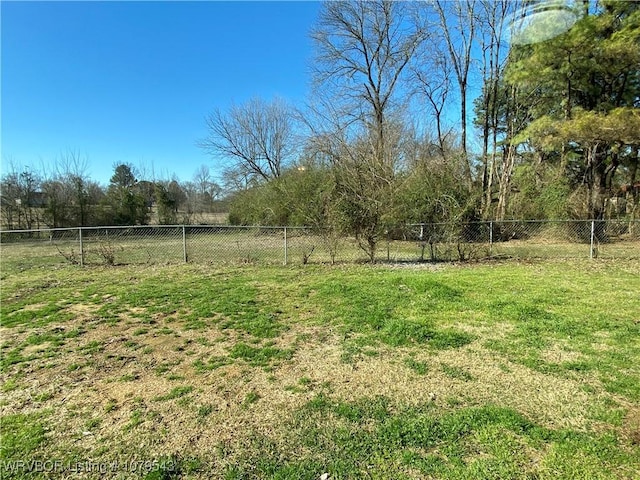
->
<box><xmin>57</xmin><ymin>151</ymin><xmax>95</xmax><ymax>226</ymax></box>
<box><xmin>313</xmin><ymin>0</ymin><xmax>422</xmax><ymax>165</ymax></box>
<box><xmin>476</xmin><ymin>0</ymin><xmax>515</xmax><ymax>217</ymax></box>
<box><xmin>432</xmin><ymin>0</ymin><xmax>478</xmax><ymax>185</ymax></box>
<box><xmin>221</xmin><ymin>164</ymin><xmax>259</xmax><ymax>193</ymax></box>
<box><xmin>311</xmin><ymin>0</ymin><xmax>424</xmax><ymax>261</ymax></box>
<box><xmin>193</xmin><ymin>165</ymin><xmax>221</xmax><ymax>202</ymax></box>
<box><xmin>411</xmin><ymin>33</ymin><xmax>454</xmax><ymax>159</ymax></box>
<box><xmin>0</xmin><ymin>160</ymin><xmax>43</xmax><ymax>230</ymax></box>
<box><xmin>199</xmin><ymin>97</ymin><xmax>297</xmax><ymax>183</ymax></box>
<box><xmin>189</xmin><ymin>165</ymin><xmax>221</xmax><ymax>218</ymax></box>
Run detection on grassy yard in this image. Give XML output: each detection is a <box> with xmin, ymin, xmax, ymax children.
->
<box><xmin>0</xmin><ymin>259</ymin><xmax>639</xmax><ymax>479</ymax></box>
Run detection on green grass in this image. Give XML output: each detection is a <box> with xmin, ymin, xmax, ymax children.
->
<box><xmin>228</xmin><ymin>342</ymin><xmax>293</xmax><ymax>367</ymax></box>
<box><xmin>1</xmin><ymin>303</ymin><xmax>72</xmax><ymax>329</ymax></box>
<box><xmin>0</xmin><ymin>259</ymin><xmax>638</xmax><ymax>479</ymax></box>
<box><xmin>224</xmin><ymin>394</ymin><xmax>639</xmax><ymax>479</ymax></box>
<box><xmin>153</xmin><ymin>386</ymin><xmax>194</xmax><ymax>402</ymax></box>
<box><xmin>0</xmin><ymin>412</ymin><xmax>48</xmax><ymax>459</ymax></box>
<box><xmin>193</xmin><ymin>355</ymin><xmax>230</xmax><ymax>372</ymax></box>
<box><xmin>404</xmin><ymin>357</ymin><xmax>429</xmax><ymax>375</ymax></box>
<box><xmin>242</xmin><ymin>391</ymin><xmax>261</xmax><ymax>407</ymax></box>
<box><xmin>441</xmin><ymin>363</ymin><xmax>476</xmax><ymax>382</ymax></box>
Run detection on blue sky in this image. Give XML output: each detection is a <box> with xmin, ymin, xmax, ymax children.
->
<box><xmin>1</xmin><ymin>1</ymin><xmax>321</xmax><ymax>185</ymax></box>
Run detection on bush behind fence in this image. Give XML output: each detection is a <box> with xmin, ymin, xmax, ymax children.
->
<box><xmin>1</xmin><ymin>220</ymin><xmax>638</xmax><ymax>267</ymax></box>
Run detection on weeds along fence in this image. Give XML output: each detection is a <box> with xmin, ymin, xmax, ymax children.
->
<box><xmin>0</xmin><ymin>220</ymin><xmax>638</xmax><ymax>268</ymax></box>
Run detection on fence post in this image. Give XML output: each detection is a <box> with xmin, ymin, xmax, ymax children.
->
<box><xmin>283</xmin><ymin>227</ymin><xmax>288</xmax><ymax>265</ymax></box>
<box><xmin>182</xmin><ymin>225</ymin><xmax>187</xmax><ymax>263</ymax></box>
<box><xmin>489</xmin><ymin>221</ymin><xmax>493</xmax><ymax>257</ymax></box>
<box><xmin>386</xmin><ymin>230</ymin><xmax>390</xmax><ymax>262</ymax></box>
<box><xmin>79</xmin><ymin>227</ymin><xmax>84</xmax><ymax>267</ymax></box>
<box><xmin>589</xmin><ymin>220</ymin><xmax>595</xmax><ymax>259</ymax></box>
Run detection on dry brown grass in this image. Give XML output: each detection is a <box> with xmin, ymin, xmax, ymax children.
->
<box><xmin>0</xmin><ymin>299</ymin><xmax>609</xmax><ymax>467</ymax></box>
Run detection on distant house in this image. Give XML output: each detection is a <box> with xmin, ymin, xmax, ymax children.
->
<box><xmin>12</xmin><ymin>192</ymin><xmax>47</xmax><ymax>208</ymax></box>
<box><xmin>31</xmin><ymin>192</ymin><xmax>48</xmax><ymax>208</ymax></box>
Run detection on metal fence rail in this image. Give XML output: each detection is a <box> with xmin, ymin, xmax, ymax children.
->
<box><xmin>1</xmin><ymin>220</ymin><xmax>638</xmax><ymax>268</ymax></box>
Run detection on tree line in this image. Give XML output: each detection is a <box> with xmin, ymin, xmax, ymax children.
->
<box><xmin>2</xmin><ymin>1</ymin><xmax>638</xmax><ymax>261</ymax></box>
<box><xmin>1</xmin><ymin>158</ymin><xmax>225</xmax><ymax>230</ymax></box>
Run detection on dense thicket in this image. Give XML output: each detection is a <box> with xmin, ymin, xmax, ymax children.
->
<box><xmin>221</xmin><ymin>0</ymin><xmax>638</xmax><ymax>259</ymax></box>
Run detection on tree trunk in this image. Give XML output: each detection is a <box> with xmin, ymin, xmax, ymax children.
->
<box><xmin>460</xmin><ymin>82</ymin><xmax>472</xmax><ymax>185</ymax></box>
<box><xmin>585</xmin><ymin>145</ymin><xmax>607</xmax><ymax>220</ymax></box>
<box><xmin>497</xmin><ymin>143</ymin><xmax>516</xmax><ymax>221</ymax></box>
<box><xmin>480</xmin><ymin>85</ymin><xmax>491</xmax><ymax>216</ymax></box>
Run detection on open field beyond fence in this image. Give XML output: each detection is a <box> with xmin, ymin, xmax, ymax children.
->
<box><xmin>1</xmin><ymin>257</ymin><xmax>639</xmax><ymax>479</ymax></box>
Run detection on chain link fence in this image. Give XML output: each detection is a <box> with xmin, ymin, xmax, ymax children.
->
<box><xmin>1</xmin><ymin>220</ymin><xmax>638</xmax><ymax>268</ymax></box>
<box><xmin>407</xmin><ymin>219</ymin><xmax>639</xmax><ymax>262</ymax></box>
